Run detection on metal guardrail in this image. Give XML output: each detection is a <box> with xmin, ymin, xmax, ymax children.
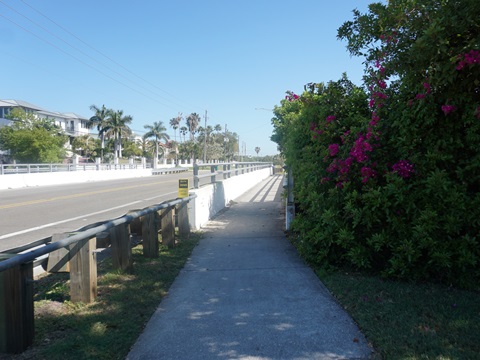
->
<box><xmin>0</xmin><ymin>163</ymin><xmax>150</xmax><ymax>174</ymax></box>
<box><xmin>0</xmin><ymin>194</ymin><xmax>196</xmax><ymax>353</ymax></box>
<box><xmin>193</xmin><ymin>162</ymin><xmax>273</xmax><ymax>188</ymax></box>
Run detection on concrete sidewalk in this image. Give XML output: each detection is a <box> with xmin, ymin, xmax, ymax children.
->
<box><xmin>127</xmin><ymin>174</ymin><xmax>372</xmax><ymax>360</ymax></box>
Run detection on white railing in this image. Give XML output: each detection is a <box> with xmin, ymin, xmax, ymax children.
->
<box><xmin>193</xmin><ymin>162</ymin><xmax>273</xmax><ymax>188</ymax></box>
<box><xmin>0</xmin><ymin>163</ymin><xmax>150</xmax><ymax>175</ymax></box>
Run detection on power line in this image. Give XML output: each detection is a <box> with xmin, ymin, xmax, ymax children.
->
<box><xmin>0</xmin><ymin>0</ymin><xmax>190</xmax><ymax>112</ymax></box>
<box><xmin>0</xmin><ymin>12</ymin><xmax>184</xmax><ymax>112</ymax></box>
<box><xmin>0</xmin><ymin>0</ymin><xmax>202</xmax><ymax>114</ymax></box>
<box><xmin>16</xmin><ymin>0</ymin><xmax>201</xmax><ymax>112</ymax></box>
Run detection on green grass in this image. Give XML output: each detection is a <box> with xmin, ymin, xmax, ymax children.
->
<box><xmin>20</xmin><ymin>233</ymin><xmax>201</xmax><ymax>360</ymax></box>
<box><xmin>8</xmin><ymin>230</ymin><xmax>480</xmax><ymax>360</ymax></box>
<box><xmin>317</xmin><ymin>270</ymin><xmax>480</xmax><ymax>359</ymax></box>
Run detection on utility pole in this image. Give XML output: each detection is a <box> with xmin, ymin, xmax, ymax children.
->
<box><xmin>240</xmin><ymin>140</ymin><xmax>244</xmax><ymax>162</ymax></box>
<box><xmin>224</xmin><ymin>124</ymin><xmax>228</xmax><ymax>161</ymax></box>
<box><xmin>203</xmin><ymin>110</ymin><xmax>207</xmax><ymax>163</ymax></box>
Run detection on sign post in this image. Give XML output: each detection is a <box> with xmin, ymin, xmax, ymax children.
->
<box><xmin>178</xmin><ymin>179</ymin><xmax>189</xmax><ymax>198</ymax></box>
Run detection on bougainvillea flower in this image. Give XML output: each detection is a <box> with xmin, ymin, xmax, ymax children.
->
<box><xmin>441</xmin><ymin>104</ymin><xmax>457</xmax><ymax>115</ymax></box>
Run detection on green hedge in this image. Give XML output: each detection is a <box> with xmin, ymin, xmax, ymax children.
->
<box><xmin>272</xmin><ymin>0</ymin><xmax>480</xmax><ymax>289</ymax></box>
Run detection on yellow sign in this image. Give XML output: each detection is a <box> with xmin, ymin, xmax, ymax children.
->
<box><xmin>178</xmin><ymin>178</ymin><xmax>189</xmax><ymax>198</ymax></box>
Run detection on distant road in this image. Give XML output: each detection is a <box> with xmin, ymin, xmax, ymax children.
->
<box><xmin>0</xmin><ymin>172</ymin><xmax>202</xmax><ymax>252</ymax></box>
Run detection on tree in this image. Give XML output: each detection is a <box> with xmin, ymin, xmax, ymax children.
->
<box><xmin>270</xmin><ymin>0</ymin><xmax>480</xmax><ymax>288</ymax></box>
<box><xmin>121</xmin><ymin>136</ymin><xmax>142</xmax><ymax>158</ymax></box>
<box><xmin>186</xmin><ymin>113</ymin><xmax>200</xmax><ymax>140</ymax></box>
<box><xmin>169</xmin><ymin>114</ymin><xmax>182</xmax><ymax>143</ymax></box>
<box><xmin>102</xmin><ymin>109</ymin><xmax>132</xmax><ymax>161</ymax></box>
<box><xmin>222</xmin><ymin>130</ymin><xmax>238</xmax><ymax>161</ymax></box>
<box><xmin>166</xmin><ymin>140</ymin><xmax>178</xmax><ymax>161</ymax></box>
<box><xmin>137</xmin><ymin>136</ymin><xmax>154</xmax><ymax>159</ymax></box>
<box><xmin>254</xmin><ymin>147</ymin><xmax>261</xmax><ymax>155</ymax></box>
<box><xmin>143</xmin><ymin>121</ymin><xmax>170</xmax><ymax>168</ymax></box>
<box><xmin>178</xmin><ymin>140</ymin><xmax>201</xmax><ymax>161</ymax></box>
<box><xmin>336</xmin><ymin>0</ymin><xmax>480</xmax><ymax>286</ymax></box>
<box><xmin>179</xmin><ymin>126</ymin><xmax>188</xmax><ymax>142</ymax></box>
<box><xmin>72</xmin><ymin>135</ymin><xmax>98</xmax><ymax>158</ymax></box>
<box><xmin>196</xmin><ymin>125</ymin><xmax>214</xmax><ymax>162</ymax></box>
<box><xmin>88</xmin><ymin>104</ymin><xmax>109</xmax><ymax>160</ymax></box>
<box><xmin>0</xmin><ymin>108</ymin><xmax>67</xmax><ymax>163</ymax></box>
<box><xmin>169</xmin><ymin>114</ymin><xmax>182</xmax><ymax>164</ymax></box>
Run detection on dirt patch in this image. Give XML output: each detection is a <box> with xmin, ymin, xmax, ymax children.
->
<box><xmin>35</xmin><ymin>300</ymin><xmax>68</xmax><ymax>318</ymax></box>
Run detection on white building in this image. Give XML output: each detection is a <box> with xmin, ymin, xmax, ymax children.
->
<box><xmin>0</xmin><ymin>100</ymin><xmax>90</xmax><ymax>160</ymax></box>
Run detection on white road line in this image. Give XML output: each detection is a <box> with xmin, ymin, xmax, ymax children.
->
<box><xmin>0</xmin><ymin>190</ymin><xmax>183</xmax><ymax>240</ymax></box>
<box><xmin>0</xmin><ymin>200</ymin><xmax>144</xmax><ymax>240</ymax></box>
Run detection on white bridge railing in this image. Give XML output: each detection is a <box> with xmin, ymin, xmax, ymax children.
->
<box><xmin>193</xmin><ymin>162</ymin><xmax>273</xmax><ymax>188</ymax></box>
<box><xmin>0</xmin><ymin>162</ymin><xmax>150</xmax><ymax>175</ymax></box>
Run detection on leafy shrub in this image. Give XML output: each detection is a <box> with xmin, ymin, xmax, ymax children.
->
<box><xmin>272</xmin><ymin>0</ymin><xmax>480</xmax><ymax>289</ymax></box>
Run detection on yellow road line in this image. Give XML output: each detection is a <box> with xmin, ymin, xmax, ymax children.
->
<box><xmin>0</xmin><ymin>181</ymin><xmax>171</xmax><ymax>210</ymax></box>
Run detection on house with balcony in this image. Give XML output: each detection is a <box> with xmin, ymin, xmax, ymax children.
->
<box><xmin>0</xmin><ymin>99</ymin><xmax>90</xmax><ymax>161</ymax></box>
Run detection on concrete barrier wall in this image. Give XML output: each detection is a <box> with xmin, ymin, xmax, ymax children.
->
<box><xmin>1</xmin><ymin>166</ymin><xmax>273</xmax><ymax>231</ymax></box>
<box><xmin>188</xmin><ymin>167</ymin><xmax>273</xmax><ymax>230</ymax></box>
<box><xmin>0</xmin><ymin>169</ymin><xmax>152</xmax><ymax>190</ymax></box>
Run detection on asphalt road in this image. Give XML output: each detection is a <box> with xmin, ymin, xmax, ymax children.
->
<box><xmin>0</xmin><ymin>172</ymin><xmax>202</xmax><ymax>252</ymax></box>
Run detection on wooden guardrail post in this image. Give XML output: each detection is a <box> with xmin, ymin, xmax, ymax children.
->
<box><xmin>177</xmin><ymin>202</ymin><xmax>190</xmax><ymax>239</ymax></box>
<box><xmin>95</xmin><ymin>231</ymin><xmax>111</xmax><ymax>249</ymax></box>
<box><xmin>160</xmin><ymin>207</ymin><xmax>175</xmax><ymax>248</ymax></box>
<box><xmin>69</xmin><ymin>238</ymin><xmax>97</xmax><ymax>303</ymax></box>
<box><xmin>141</xmin><ymin>212</ymin><xmax>159</xmax><ymax>258</ymax></box>
<box><xmin>109</xmin><ymin>224</ymin><xmax>133</xmax><ymax>272</ymax></box>
<box><xmin>128</xmin><ymin>210</ymin><xmax>143</xmax><ymax>236</ymax></box>
<box><xmin>0</xmin><ymin>258</ymin><xmax>34</xmax><ymax>354</ymax></box>
<box><xmin>47</xmin><ymin>233</ymin><xmax>71</xmax><ymax>273</ymax></box>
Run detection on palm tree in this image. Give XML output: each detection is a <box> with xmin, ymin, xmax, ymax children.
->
<box><xmin>143</xmin><ymin>121</ymin><xmax>170</xmax><ymax>169</ymax></box>
<box><xmin>169</xmin><ymin>113</ymin><xmax>182</xmax><ymax>143</ymax></box>
<box><xmin>88</xmin><ymin>104</ymin><xmax>109</xmax><ymax>160</ymax></box>
<box><xmin>140</xmin><ymin>134</ymin><xmax>158</xmax><ymax>160</ymax></box>
<box><xmin>169</xmin><ymin>114</ymin><xmax>182</xmax><ymax>164</ymax></box>
<box><xmin>186</xmin><ymin>113</ymin><xmax>201</xmax><ymax>140</ymax></box>
<box><xmin>102</xmin><ymin>109</ymin><xmax>133</xmax><ymax>162</ymax></box>
<box><xmin>255</xmin><ymin>147</ymin><xmax>261</xmax><ymax>155</ymax></box>
<box><xmin>136</xmin><ymin>136</ymin><xmax>152</xmax><ymax>158</ymax></box>
<box><xmin>179</xmin><ymin>126</ymin><xmax>188</xmax><ymax>142</ymax></box>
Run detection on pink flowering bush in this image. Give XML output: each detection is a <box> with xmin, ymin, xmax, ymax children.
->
<box><xmin>339</xmin><ymin>0</ymin><xmax>480</xmax><ymax>289</ymax></box>
<box><xmin>285</xmin><ymin>91</ymin><xmax>299</xmax><ymax>102</ymax></box>
<box><xmin>328</xmin><ymin>143</ymin><xmax>339</xmax><ymax>157</ymax></box>
<box><xmin>272</xmin><ymin>0</ymin><xmax>480</xmax><ymax>289</ymax></box>
<box><xmin>456</xmin><ymin>50</ymin><xmax>480</xmax><ymax>70</ymax></box>
<box><xmin>441</xmin><ymin>105</ymin><xmax>456</xmax><ymax>115</ymax></box>
<box><xmin>391</xmin><ymin>160</ymin><xmax>414</xmax><ymax>178</ymax></box>
<box><xmin>360</xmin><ymin>166</ymin><xmax>376</xmax><ymax>183</ymax></box>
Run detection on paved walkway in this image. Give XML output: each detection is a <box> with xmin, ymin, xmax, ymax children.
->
<box><xmin>127</xmin><ymin>174</ymin><xmax>372</xmax><ymax>360</ymax></box>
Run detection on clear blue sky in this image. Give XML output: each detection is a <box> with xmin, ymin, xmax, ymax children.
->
<box><xmin>1</xmin><ymin>0</ymin><xmax>375</xmax><ymax>156</ymax></box>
